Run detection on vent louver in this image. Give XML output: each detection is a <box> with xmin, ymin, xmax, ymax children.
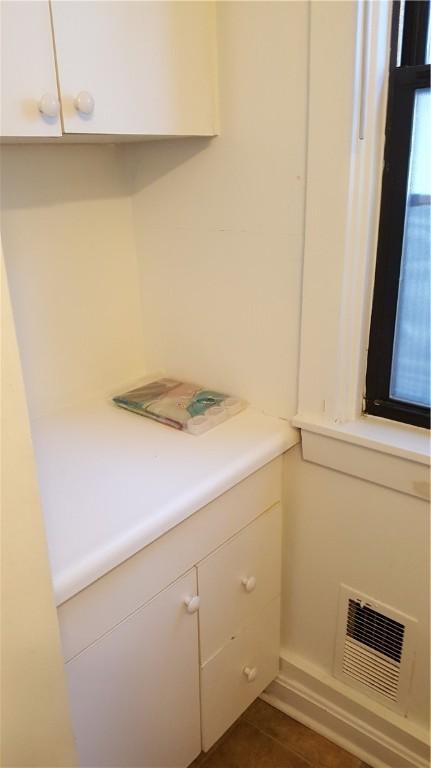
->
<box><xmin>334</xmin><ymin>586</ymin><xmax>417</xmax><ymax>714</ymax></box>
<box><xmin>343</xmin><ymin>600</ymin><xmax>404</xmax><ymax>702</ymax></box>
<box><xmin>347</xmin><ymin>600</ymin><xmax>405</xmax><ymax>662</ymax></box>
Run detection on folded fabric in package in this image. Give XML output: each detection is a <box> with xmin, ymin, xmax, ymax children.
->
<box><xmin>113</xmin><ymin>377</ymin><xmax>245</xmax><ymax>435</ymax></box>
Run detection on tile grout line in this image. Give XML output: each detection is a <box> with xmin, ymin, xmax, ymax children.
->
<box><xmin>241</xmin><ymin>713</ymin><xmax>363</xmax><ymax>768</ymax></box>
<box><xmin>241</xmin><ymin>707</ymin><xmax>363</xmax><ymax>768</ymax></box>
<box><xmin>194</xmin><ymin>706</ymin><xmax>365</xmax><ymax>768</ymax></box>
<box><xmin>240</xmin><ymin>719</ymin><xmax>317</xmax><ymax>768</ymax></box>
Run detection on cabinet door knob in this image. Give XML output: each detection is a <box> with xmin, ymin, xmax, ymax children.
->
<box><xmin>38</xmin><ymin>93</ymin><xmax>59</xmax><ymax>118</ymax></box>
<box><xmin>74</xmin><ymin>91</ymin><xmax>95</xmax><ymax>115</ymax></box>
<box><xmin>241</xmin><ymin>576</ymin><xmax>257</xmax><ymax>593</ymax></box>
<box><xmin>184</xmin><ymin>595</ymin><xmax>200</xmax><ymax>614</ymax></box>
<box><xmin>243</xmin><ymin>666</ymin><xmax>257</xmax><ymax>682</ymax></box>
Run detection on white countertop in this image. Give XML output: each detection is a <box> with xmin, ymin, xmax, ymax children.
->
<box><xmin>31</xmin><ymin>399</ymin><xmax>297</xmax><ymax>605</ymax></box>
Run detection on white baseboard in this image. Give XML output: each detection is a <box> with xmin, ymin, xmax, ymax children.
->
<box><xmin>261</xmin><ymin>652</ymin><xmax>430</xmax><ymax>768</ymax></box>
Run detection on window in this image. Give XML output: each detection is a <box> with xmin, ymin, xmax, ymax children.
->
<box><xmin>365</xmin><ymin>0</ymin><xmax>430</xmax><ymax>429</ymax></box>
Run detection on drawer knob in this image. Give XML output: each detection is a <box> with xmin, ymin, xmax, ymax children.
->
<box><xmin>184</xmin><ymin>595</ymin><xmax>200</xmax><ymax>614</ymax></box>
<box><xmin>74</xmin><ymin>91</ymin><xmax>95</xmax><ymax>115</ymax></box>
<box><xmin>38</xmin><ymin>93</ymin><xmax>59</xmax><ymax>119</ymax></box>
<box><xmin>243</xmin><ymin>666</ymin><xmax>257</xmax><ymax>682</ymax></box>
<box><xmin>241</xmin><ymin>576</ymin><xmax>257</xmax><ymax>593</ymax></box>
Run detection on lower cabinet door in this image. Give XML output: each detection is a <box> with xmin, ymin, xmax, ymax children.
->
<box><xmin>200</xmin><ymin>596</ymin><xmax>281</xmax><ymax>751</ymax></box>
<box><xmin>65</xmin><ymin>569</ymin><xmax>201</xmax><ymax>768</ymax></box>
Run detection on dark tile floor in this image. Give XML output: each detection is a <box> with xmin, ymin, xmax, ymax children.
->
<box><xmin>191</xmin><ymin>699</ymin><xmax>371</xmax><ymax>768</ymax></box>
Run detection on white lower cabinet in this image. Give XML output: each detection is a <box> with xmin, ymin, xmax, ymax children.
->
<box><xmin>60</xmin><ymin>461</ymin><xmax>282</xmax><ymax>767</ymax></box>
<box><xmin>197</xmin><ymin>503</ymin><xmax>282</xmax><ymax>751</ymax></box>
<box><xmin>200</xmin><ymin>597</ymin><xmax>281</xmax><ymax>751</ymax></box>
<box><xmin>65</xmin><ymin>569</ymin><xmax>201</xmax><ymax>768</ymax></box>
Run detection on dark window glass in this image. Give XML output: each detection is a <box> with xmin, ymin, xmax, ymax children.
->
<box><xmin>365</xmin><ymin>1</ymin><xmax>431</xmax><ymax>428</ymax></box>
<box><xmin>390</xmin><ymin>88</ymin><xmax>430</xmax><ymax>407</ymax></box>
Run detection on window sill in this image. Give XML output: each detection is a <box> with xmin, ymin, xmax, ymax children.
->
<box><xmin>292</xmin><ymin>414</ymin><xmax>430</xmax><ymax>500</ymax></box>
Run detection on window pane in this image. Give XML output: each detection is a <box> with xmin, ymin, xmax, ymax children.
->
<box><xmin>390</xmin><ymin>88</ymin><xmax>431</xmax><ymax>408</ymax></box>
<box><xmin>397</xmin><ymin>0</ymin><xmax>405</xmax><ymax>66</ymax></box>
<box><xmin>427</xmin><ymin>10</ymin><xmax>431</xmax><ymax>63</ymax></box>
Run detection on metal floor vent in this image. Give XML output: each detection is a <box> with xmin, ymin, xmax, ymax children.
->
<box><xmin>334</xmin><ymin>586</ymin><xmax>417</xmax><ymax>714</ymax></box>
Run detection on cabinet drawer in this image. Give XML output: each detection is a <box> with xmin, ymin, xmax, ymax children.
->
<box><xmin>200</xmin><ymin>597</ymin><xmax>280</xmax><ymax>751</ymax></box>
<box><xmin>197</xmin><ymin>503</ymin><xmax>281</xmax><ymax>663</ymax></box>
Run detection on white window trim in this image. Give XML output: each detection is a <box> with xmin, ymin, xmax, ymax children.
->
<box><xmin>295</xmin><ymin>0</ymin><xmax>430</xmax><ymax>499</ymax></box>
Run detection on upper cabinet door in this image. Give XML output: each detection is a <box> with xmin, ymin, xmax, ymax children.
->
<box><xmin>0</xmin><ymin>2</ymin><xmax>61</xmax><ymax>138</ymax></box>
<box><xmin>50</xmin><ymin>1</ymin><xmax>218</xmax><ymax>137</ymax></box>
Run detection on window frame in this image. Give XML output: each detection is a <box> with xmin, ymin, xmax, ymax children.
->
<box><xmin>365</xmin><ymin>0</ymin><xmax>430</xmax><ymax>429</ymax></box>
<box><xmin>294</xmin><ymin>0</ymin><xmax>429</xmax><ymax>494</ymax></box>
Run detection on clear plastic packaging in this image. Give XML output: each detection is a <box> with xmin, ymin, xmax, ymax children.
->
<box><xmin>113</xmin><ymin>378</ymin><xmax>246</xmax><ymax>435</ymax></box>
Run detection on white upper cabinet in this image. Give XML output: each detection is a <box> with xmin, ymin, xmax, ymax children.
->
<box><xmin>0</xmin><ymin>2</ymin><xmax>61</xmax><ymax>138</ymax></box>
<box><xmin>58</xmin><ymin>1</ymin><xmax>217</xmax><ymax>138</ymax></box>
<box><xmin>1</xmin><ymin>1</ymin><xmax>218</xmax><ymax>140</ymax></box>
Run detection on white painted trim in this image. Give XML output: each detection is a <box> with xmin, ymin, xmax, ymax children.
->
<box><xmin>299</xmin><ymin>429</ymin><xmax>429</xmax><ymax>501</ymax></box>
<box><xmin>292</xmin><ymin>415</ymin><xmax>431</xmax><ymax>500</ymax></box>
<box><xmin>295</xmin><ymin>2</ymin><xmax>431</xmax><ymax>491</ymax></box>
<box><xmin>262</xmin><ymin>652</ymin><xmax>430</xmax><ymax>768</ymax></box>
<box><xmin>293</xmin><ymin>414</ymin><xmax>430</xmax><ymax>499</ymax></box>
<box><xmin>327</xmin><ymin>0</ymin><xmax>392</xmax><ymax>423</ymax></box>
<box><xmin>293</xmin><ymin>414</ymin><xmax>430</xmax><ymax>465</ymax></box>
<box><xmin>297</xmin><ymin>1</ymin><xmax>393</xmax><ymax>424</ymax></box>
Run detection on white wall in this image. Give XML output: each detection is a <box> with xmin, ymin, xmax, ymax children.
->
<box><xmin>1</xmin><ymin>145</ymin><xmax>146</xmax><ymax>420</ymax></box>
<box><xmin>282</xmin><ymin>445</ymin><xmax>430</xmax><ymax>731</ymax></box>
<box><xmin>1</xmin><ymin>254</ymin><xmax>77</xmax><ymax>767</ymax></box>
<box><xmin>124</xmin><ymin>0</ymin><xmax>309</xmax><ymax>420</ymax></box>
<box><xmin>1</xmin><ymin>1</ymin><xmax>309</xmax><ymax>424</ymax></box>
